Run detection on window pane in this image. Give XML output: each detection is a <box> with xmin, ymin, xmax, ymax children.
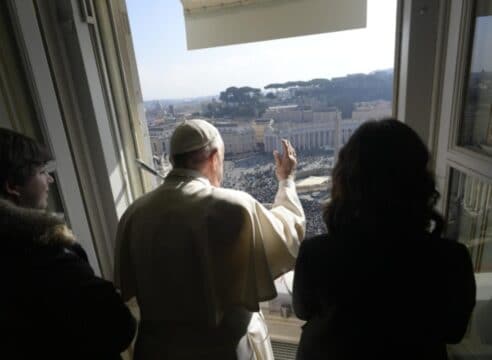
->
<box><xmin>446</xmin><ymin>169</ymin><xmax>492</xmax><ymax>272</ymax></box>
<box><xmin>446</xmin><ymin>168</ymin><xmax>492</xmax><ymax>358</ymax></box>
<box><xmin>458</xmin><ymin>0</ymin><xmax>492</xmax><ymax>156</ymax></box>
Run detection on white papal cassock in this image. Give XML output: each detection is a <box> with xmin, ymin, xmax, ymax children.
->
<box><xmin>115</xmin><ymin>167</ymin><xmax>305</xmax><ymax>360</ymax></box>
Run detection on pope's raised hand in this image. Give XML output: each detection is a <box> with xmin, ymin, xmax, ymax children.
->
<box><xmin>273</xmin><ymin>139</ymin><xmax>297</xmax><ymax>181</ymax></box>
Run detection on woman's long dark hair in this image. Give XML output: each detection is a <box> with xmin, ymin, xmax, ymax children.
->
<box><xmin>323</xmin><ymin>118</ymin><xmax>443</xmax><ymax>239</ymax></box>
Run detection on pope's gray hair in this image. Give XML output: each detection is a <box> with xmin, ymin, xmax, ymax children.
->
<box><xmin>170</xmin><ymin>136</ymin><xmax>223</xmax><ymax>170</ymax></box>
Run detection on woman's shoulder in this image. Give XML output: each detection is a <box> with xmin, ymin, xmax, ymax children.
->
<box><xmin>413</xmin><ymin>235</ymin><xmax>474</xmax><ymax>279</ymax></box>
<box><xmin>299</xmin><ymin>233</ymin><xmax>332</xmax><ymax>256</ymax></box>
<box><xmin>302</xmin><ymin>233</ymin><xmax>330</xmax><ymax>246</ymax></box>
<box><xmin>428</xmin><ymin>236</ymin><xmax>470</xmax><ymax>259</ymax></box>
<box><xmin>32</xmin><ymin>242</ymin><xmax>95</xmax><ymax>281</ymax></box>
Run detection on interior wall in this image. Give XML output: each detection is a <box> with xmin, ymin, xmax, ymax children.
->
<box><xmin>397</xmin><ymin>0</ymin><xmax>446</xmax><ymax>155</ymax></box>
<box><xmin>0</xmin><ymin>1</ymin><xmax>41</xmax><ymax>138</ymax></box>
<box><xmin>0</xmin><ymin>0</ymin><xmax>67</xmax><ymax>215</ymax></box>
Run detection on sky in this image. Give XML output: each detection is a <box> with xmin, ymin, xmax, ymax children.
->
<box><xmin>471</xmin><ymin>16</ymin><xmax>492</xmax><ymax>73</ymax></box>
<box><xmin>126</xmin><ymin>0</ymin><xmax>398</xmax><ymax>100</ymax></box>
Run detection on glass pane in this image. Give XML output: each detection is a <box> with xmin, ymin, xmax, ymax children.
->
<box><xmin>458</xmin><ymin>0</ymin><xmax>492</xmax><ymax>156</ymax></box>
<box><xmin>446</xmin><ymin>168</ymin><xmax>492</xmax><ymax>358</ymax></box>
<box><xmin>47</xmin><ymin>176</ymin><xmax>68</xmax><ymax>221</ymax></box>
<box><xmin>447</xmin><ymin>169</ymin><xmax>492</xmax><ymax>273</ymax></box>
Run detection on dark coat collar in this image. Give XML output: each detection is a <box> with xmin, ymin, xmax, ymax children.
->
<box><xmin>0</xmin><ymin>199</ymin><xmax>75</xmax><ymax>248</ymax></box>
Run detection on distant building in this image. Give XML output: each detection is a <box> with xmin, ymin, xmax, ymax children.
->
<box><xmin>214</xmin><ymin>121</ymin><xmax>256</xmax><ymax>155</ymax></box>
<box><xmin>149</xmin><ymin>119</ymin><xmax>257</xmax><ymax>157</ymax></box>
<box><xmin>148</xmin><ymin>125</ymin><xmax>165</xmax><ymax>138</ymax></box>
<box><xmin>263</xmin><ymin>105</ymin><xmax>340</xmax><ymax>123</ymax></box>
<box><xmin>340</xmin><ymin>119</ymin><xmax>361</xmax><ymax>144</ymax></box>
<box><xmin>252</xmin><ymin>118</ymin><xmax>272</xmax><ymax>148</ymax></box>
<box><xmin>262</xmin><ymin>100</ymin><xmax>393</xmax><ymax>153</ymax></box>
<box><xmin>263</xmin><ymin>105</ymin><xmax>304</xmax><ymax>123</ymax></box>
<box><xmin>263</xmin><ymin>107</ymin><xmax>346</xmax><ymax>152</ymax></box>
<box><xmin>351</xmin><ymin>100</ymin><xmax>392</xmax><ymax>122</ymax></box>
<box><xmin>487</xmin><ymin>104</ymin><xmax>492</xmax><ymax>146</ymax></box>
<box><xmin>148</xmin><ymin>123</ymin><xmax>175</xmax><ymax>157</ymax></box>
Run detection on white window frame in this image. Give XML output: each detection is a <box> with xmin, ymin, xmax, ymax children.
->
<box><xmin>7</xmin><ymin>0</ymin><xmax>101</xmax><ymax>274</ymax></box>
<box><xmin>433</xmin><ymin>0</ymin><xmax>492</xmax><ymax>353</ymax></box>
<box><xmin>6</xmin><ymin>0</ymin><xmax>160</xmax><ymax>279</ymax></box>
<box><xmin>435</xmin><ymin>0</ymin><xmax>492</xmax><ymax>211</ymax></box>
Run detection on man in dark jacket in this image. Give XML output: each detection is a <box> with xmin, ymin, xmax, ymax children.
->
<box><xmin>0</xmin><ymin>128</ymin><xmax>136</xmax><ymax>359</ymax></box>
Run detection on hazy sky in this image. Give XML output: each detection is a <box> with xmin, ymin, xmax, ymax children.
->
<box><xmin>126</xmin><ymin>0</ymin><xmax>398</xmax><ymax>100</ymax></box>
<box><xmin>471</xmin><ymin>16</ymin><xmax>492</xmax><ymax>73</ymax></box>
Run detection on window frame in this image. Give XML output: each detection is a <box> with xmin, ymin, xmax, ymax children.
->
<box><xmin>436</xmin><ymin>0</ymin><xmax>492</xmax><ymax>215</ymax></box>
<box><xmin>435</xmin><ymin>0</ymin><xmax>492</xmax><ymax>353</ymax></box>
<box><xmin>6</xmin><ymin>0</ymin><xmax>101</xmax><ymax>273</ymax></box>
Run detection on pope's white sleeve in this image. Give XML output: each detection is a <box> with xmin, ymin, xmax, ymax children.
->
<box><xmin>251</xmin><ymin>178</ymin><xmax>306</xmax><ymax>278</ymax></box>
<box><xmin>270</xmin><ymin>178</ymin><xmax>306</xmax><ymax>257</ymax></box>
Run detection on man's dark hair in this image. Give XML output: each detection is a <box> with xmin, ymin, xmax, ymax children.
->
<box><xmin>0</xmin><ymin>128</ymin><xmax>53</xmax><ymax>195</ymax></box>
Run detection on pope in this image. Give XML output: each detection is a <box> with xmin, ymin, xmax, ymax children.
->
<box><xmin>115</xmin><ymin>119</ymin><xmax>306</xmax><ymax>360</ymax></box>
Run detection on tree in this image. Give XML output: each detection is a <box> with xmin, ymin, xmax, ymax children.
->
<box><xmin>220</xmin><ymin>86</ymin><xmax>262</xmax><ymax>105</ymax></box>
<box><xmin>216</xmin><ymin>86</ymin><xmax>265</xmax><ymax>117</ymax></box>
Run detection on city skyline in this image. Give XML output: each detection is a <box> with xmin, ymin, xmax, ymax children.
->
<box><xmin>143</xmin><ymin>67</ymin><xmax>393</xmax><ymax>103</ymax></box>
<box><xmin>126</xmin><ymin>0</ymin><xmax>397</xmax><ymax>100</ymax></box>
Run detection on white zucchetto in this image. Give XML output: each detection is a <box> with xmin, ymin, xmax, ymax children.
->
<box><xmin>170</xmin><ymin>119</ymin><xmax>221</xmax><ymax>156</ymax></box>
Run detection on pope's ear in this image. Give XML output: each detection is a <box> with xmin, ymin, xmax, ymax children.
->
<box><xmin>209</xmin><ymin>148</ymin><xmax>219</xmax><ymax>162</ymax></box>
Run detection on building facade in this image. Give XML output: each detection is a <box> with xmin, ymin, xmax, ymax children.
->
<box><xmin>264</xmin><ymin>109</ymin><xmax>349</xmax><ymax>152</ymax></box>
<box><xmin>214</xmin><ymin>122</ymin><xmax>256</xmax><ymax>155</ymax></box>
<box><xmin>351</xmin><ymin>100</ymin><xmax>392</xmax><ymax>122</ymax></box>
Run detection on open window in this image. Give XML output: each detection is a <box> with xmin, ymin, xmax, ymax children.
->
<box><xmin>126</xmin><ymin>0</ymin><xmax>398</xmax><ymax>344</ymax></box>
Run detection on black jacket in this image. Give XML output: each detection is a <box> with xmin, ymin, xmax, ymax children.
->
<box><xmin>0</xmin><ymin>199</ymin><xmax>136</xmax><ymax>359</ymax></box>
<box><xmin>293</xmin><ymin>232</ymin><xmax>476</xmax><ymax>360</ymax></box>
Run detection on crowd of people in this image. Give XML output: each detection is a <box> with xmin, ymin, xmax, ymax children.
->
<box><xmin>222</xmin><ymin>152</ymin><xmax>330</xmax><ymax>237</ymax></box>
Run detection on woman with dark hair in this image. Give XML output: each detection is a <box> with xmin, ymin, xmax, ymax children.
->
<box><xmin>293</xmin><ymin>119</ymin><xmax>476</xmax><ymax>359</ymax></box>
<box><xmin>0</xmin><ymin>128</ymin><xmax>136</xmax><ymax>359</ymax></box>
